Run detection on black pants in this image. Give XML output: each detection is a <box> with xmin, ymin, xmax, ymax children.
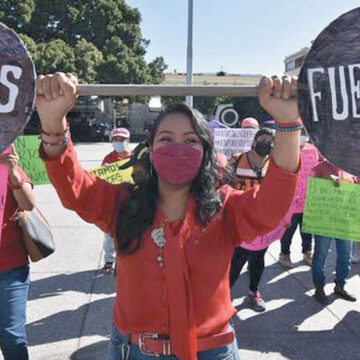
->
<box><xmin>230</xmin><ymin>246</ymin><xmax>267</xmax><ymax>291</ymax></box>
<box><xmin>280</xmin><ymin>213</ymin><xmax>312</xmax><ymax>255</ymax></box>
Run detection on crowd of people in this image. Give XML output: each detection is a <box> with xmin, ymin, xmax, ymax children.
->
<box><xmin>0</xmin><ymin>72</ymin><xmax>359</xmax><ymax>359</ymax></box>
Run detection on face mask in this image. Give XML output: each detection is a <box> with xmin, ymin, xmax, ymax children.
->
<box><xmin>300</xmin><ymin>136</ymin><xmax>309</xmax><ymax>147</ymax></box>
<box><xmin>153</xmin><ymin>143</ymin><xmax>203</xmax><ymax>186</ymax></box>
<box><xmin>113</xmin><ymin>141</ymin><xmax>127</xmax><ymax>153</ymax></box>
<box><xmin>254</xmin><ymin>142</ymin><xmax>272</xmax><ymax>157</ymax></box>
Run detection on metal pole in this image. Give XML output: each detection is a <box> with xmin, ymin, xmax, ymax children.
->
<box><xmin>77</xmin><ymin>84</ymin><xmax>259</xmax><ymax>97</ymax></box>
<box><xmin>186</xmin><ymin>0</ymin><xmax>194</xmax><ymax>107</ymax></box>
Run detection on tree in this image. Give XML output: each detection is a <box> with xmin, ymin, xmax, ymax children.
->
<box><xmin>0</xmin><ymin>0</ymin><xmax>34</xmax><ymax>32</ymax></box>
<box><xmin>0</xmin><ymin>0</ymin><xmax>167</xmax><ymax>85</ymax></box>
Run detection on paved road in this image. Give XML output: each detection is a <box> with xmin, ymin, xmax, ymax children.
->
<box><xmin>3</xmin><ymin>142</ymin><xmax>359</xmax><ymax>360</ymax></box>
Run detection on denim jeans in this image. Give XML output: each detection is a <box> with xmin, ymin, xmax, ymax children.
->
<box><xmin>280</xmin><ymin>213</ymin><xmax>312</xmax><ymax>255</ymax></box>
<box><xmin>230</xmin><ymin>246</ymin><xmax>267</xmax><ymax>292</ymax></box>
<box><xmin>106</xmin><ymin>323</ymin><xmax>241</xmax><ymax>360</ymax></box>
<box><xmin>104</xmin><ymin>233</ymin><xmax>116</xmax><ymax>264</ymax></box>
<box><xmin>0</xmin><ymin>266</ymin><xmax>30</xmax><ymax>360</ymax></box>
<box><xmin>312</xmin><ymin>236</ymin><xmax>351</xmax><ymax>288</ymax></box>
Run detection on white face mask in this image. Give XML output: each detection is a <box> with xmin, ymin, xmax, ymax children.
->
<box><xmin>300</xmin><ymin>136</ymin><xmax>309</xmax><ymax>147</ymax></box>
<box><xmin>113</xmin><ymin>141</ymin><xmax>127</xmax><ymax>153</ymax></box>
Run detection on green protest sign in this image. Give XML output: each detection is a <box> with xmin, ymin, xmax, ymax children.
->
<box><xmin>303</xmin><ymin>178</ymin><xmax>360</xmax><ymax>242</ymax></box>
<box><xmin>14</xmin><ymin>135</ymin><xmax>50</xmax><ymax>185</ymax></box>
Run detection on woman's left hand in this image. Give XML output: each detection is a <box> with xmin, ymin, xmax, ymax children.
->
<box><xmin>258</xmin><ymin>75</ymin><xmax>299</xmax><ymax>124</ymax></box>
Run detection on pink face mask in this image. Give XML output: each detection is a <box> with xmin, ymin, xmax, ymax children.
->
<box><xmin>153</xmin><ymin>143</ymin><xmax>203</xmax><ymax>186</ymax></box>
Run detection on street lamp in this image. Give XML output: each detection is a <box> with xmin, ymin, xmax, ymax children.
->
<box><xmin>186</xmin><ymin>0</ymin><xmax>193</xmax><ymax>107</ymax></box>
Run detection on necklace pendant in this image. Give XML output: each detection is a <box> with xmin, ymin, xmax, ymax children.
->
<box><xmin>152</xmin><ymin>226</ymin><xmax>166</xmax><ymax>267</ymax></box>
<box><xmin>151</xmin><ymin>227</ymin><xmax>166</xmax><ymax>248</ymax></box>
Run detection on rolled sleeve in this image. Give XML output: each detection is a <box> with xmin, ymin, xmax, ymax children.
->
<box><xmin>39</xmin><ymin>140</ymin><xmax>129</xmax><ymax>234</ymax></box>
<box><xmin>224</xmin><ymin>157</ymin><xmax>299</xmax><ymax>245</ymax></box>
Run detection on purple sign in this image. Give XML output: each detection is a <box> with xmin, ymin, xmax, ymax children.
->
<box><xmin>0</xmin><ymin>22</ymin><xmax>36</xmax><ymax>154</ymax></box>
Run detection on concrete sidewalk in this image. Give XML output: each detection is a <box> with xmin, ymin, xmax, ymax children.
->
<box><xmin>3</xmin><ymin>142</ymin><xmax>359</xmax><ymax>360</ymax></box>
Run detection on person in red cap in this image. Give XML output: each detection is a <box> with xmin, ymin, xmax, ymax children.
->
<box><xmin>241</xmin><ymin>117</ymin><xmax>259</xmax><ymax>129</ymax></box>
<box><xmin>103</xmin><ymin>128</ymin><xmax>132</xmax><ymax>165</ymax></box>
<box><xmin>36</xmin><ymin>72</ymin><xmax>300</xmax><ymax>360</ymax></box>
<box><xmin>102</xmin><ymin>128</ymin><xmax>132</xmax><ymax>273</ymax></box>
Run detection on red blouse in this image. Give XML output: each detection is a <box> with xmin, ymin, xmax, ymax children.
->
<box><xmin>41</xmin><ymin>140</ymin><xmax>298</xmax><ymax>359</ymax></box>
<box><xmin>0</xmin><ymin>167</ymin><xmax>32</xmax><ymax>271</ymax></box>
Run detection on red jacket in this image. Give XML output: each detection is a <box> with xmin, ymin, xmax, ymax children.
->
<box><xmin>41</xmin><ymin>140</ymin><xmax>298</xmax><ymax>359</ymax></box>
<box><xmin>0</xmin><ymin>167</ymin><xmax>32</xmax><ymax>270</ymax></box>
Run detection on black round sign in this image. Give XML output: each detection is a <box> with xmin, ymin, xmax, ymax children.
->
<box><xmin>298</xmin><ymin>7</ymin><xmax>360</xmax><ymax>176</ymax></box>
<box><xmin>0</xmin><ymin>22</ymin><xmax>36</xmax><ymax>154</ymax></box>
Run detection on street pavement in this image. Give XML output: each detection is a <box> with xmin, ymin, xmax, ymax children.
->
<box><xmin>3</xmin><ymin>142</ymin><xmax>359</xmax><ymax>360</ymax></box>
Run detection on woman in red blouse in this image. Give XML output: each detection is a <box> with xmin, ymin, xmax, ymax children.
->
<box><xmin>0</xmin><ymin>149</ymin><xmax>35</xmax><ymax>360</ymax></box>
<box><xmin>36</xmin><ymin>73</ymin><xmax>300</xmax><ymax>360</ymax></box>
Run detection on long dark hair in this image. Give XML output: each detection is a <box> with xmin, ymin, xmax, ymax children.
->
<box><xmin>115</xmin><ymin>103</ymin><xmax>223</xmax><ymax>255</ymax></box>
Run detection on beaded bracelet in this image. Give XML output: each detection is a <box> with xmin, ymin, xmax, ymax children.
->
<box><xmin>275</xmin><ymin>120</ymin><xmax>303</xmax><ymax>128</ymax></box>
<box><xmin>10</xmin><ymin>178</ymin><xmax>25</xmax><ymax>190</ymax></box>
<box><xmin>276</xmin><ymin>125</ymin><xmax>303</xmax><ymax>132</ymax></box>
<box><xmin>41</xmin><ymin>133</ymin><xmax>71</xmax><ymax>146</ymax></box>
<box><xmin>40</xmin><ymin>123</ymin><xmax>70</xmax><ymax>137</ymax></box>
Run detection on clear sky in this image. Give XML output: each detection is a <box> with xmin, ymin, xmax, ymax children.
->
<box><xmin>126</xmin><ymin>0</ymin><xmax>360</xmax><ymax>76</ymax></box>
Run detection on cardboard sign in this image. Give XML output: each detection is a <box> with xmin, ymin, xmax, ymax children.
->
<box><xmin>0</xmin><ymin>146</ymin><xmax>13</xmax><ymax>245</ymax></box>
<box><xmin>14</xmin><ymin>135</ymin><xmax>50</xmax><ymax>185</ymax></box>
<box><xmin>89</xmin><ymin>159</ymin><xmax>134</xmax><ymax>185</ymax></box>
<box><xmin>0</xmin><ymin>22</ymin><xmax>36</xmax><ymax>154</ymax></box>
<box><xmin>302</xmin><ymin>178</ymin><xmax>360</xmax><ymax>241</ymax></box>
<box><xmin>292</xmin><ymin>144</ymin><xmax>319</xmax><ymax>213</ymax></box>
<box><xmin>298</xmin><ymin>8</ymin><xmax>360</xmax><ymax>176</ymax></box>
<box><xmin>214</xmin><ymin>128</ymin><xmax>257</xmax><ymax>159</ymax></box>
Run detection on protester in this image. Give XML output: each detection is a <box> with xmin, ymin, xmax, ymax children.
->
<box><xmin>0</xmin><ymin>149</ymin><xmax>35</xmax><ymax>360</ymax></box>
<box><xmin>102</xmin><ymin>128</ymin><xmax>132</xmax><ymax>273</ymax></box>
<box><xmin>311</xmin><ymin>159</ymin><xmax>357</xmax><ymax>304</ymax></box>
<box><xmin>351</xmin><ymin>242</ymin><xmax>360</xmax><ymax>264</ymax></box>
<box><xmin>229</xmin><ymin>128</ymin><xmax>275</xmax><ymax>312</ymax></box>
<box><xmin>278</xmin><ymin>129</ymin><xmax>319</xmax><ymax>268</ymax></box>
<box><xmin>241</xmin><ymin>117</ymin><xmax>259</xmax><ymax>129</ymax></box>
<box><xmin>36</xmin><ymin>72</ymin><xmax>300</xmax><ymax>360</ymax></box>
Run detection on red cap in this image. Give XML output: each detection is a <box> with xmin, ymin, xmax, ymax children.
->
<box><xmin>241</xmin><ymin>118</ymin><xmax>259</xmax><ymax>129</ymax></box>
<box><xmin>112</xmin><ymin>128</ymin><xmax>130</xmax><ymax>139</ymax></box>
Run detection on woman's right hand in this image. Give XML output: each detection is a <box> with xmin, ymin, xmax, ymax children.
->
<box><xmin>36</xmin><ymin>72</ymin><xmax>78</xmax><ymax>132</ymax></box>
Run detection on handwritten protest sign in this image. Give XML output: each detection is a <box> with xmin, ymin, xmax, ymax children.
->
<box><xmin>0</xmin><ymin>146</ymin><xmax>12</xmax><ymax>245</ymax></box>
<box><xmin>214</xmin><ymin>128</ymin><xmax>257</xmax><ymax>159</ymax></box>
<box><xmin>14</xmin><ymin>135</ymin><xmax>50</xmax><ymax>185</ymax></box>
<box><xmin>302</xmin><ymin>178</ymin><xmax>360</xmax><ymax>242</ymax></box>
<box><xmin>292</xmin><ymin>144</ymin><xmax>319</xmax><ymax>213</ymax></box>
<box><xmin>208</xmin><ymin>119</ymin><xmax>228</xmax><ymax>137</ymax></box>
<box><xmin>89</xmin><ymin>159</ymin><xmax>133</xmax><ymax>185</ymax></box>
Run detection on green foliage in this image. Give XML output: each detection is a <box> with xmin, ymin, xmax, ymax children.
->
<box><xmin>0</xmin><ymin>0</ymin><xmax>34</xmax><ymax>32</ymax></box>
<box><xmin>0</xmin><ymin>0</ymin><xmax>167</xmax><ymax>86</ymax></box>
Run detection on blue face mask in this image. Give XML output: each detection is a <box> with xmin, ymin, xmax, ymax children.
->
<box><xmin>113</xmin><ymin>141</ymin><xmax>127</xmax><ymax>153</ymax></box>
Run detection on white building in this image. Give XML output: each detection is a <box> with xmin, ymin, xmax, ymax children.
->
<box><xmin>284</xmin><ymin>47</ymin><xmax>309</xmax><ymax>76</ymax></box>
